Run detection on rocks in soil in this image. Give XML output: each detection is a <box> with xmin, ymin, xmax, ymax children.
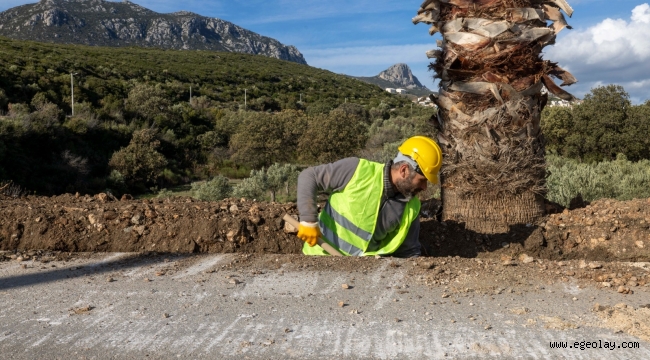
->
<box><xmin>70</xmin><ymin>306</ymin><xmax>94</xmax><ymax>315</ymax></box>
<box><xmin>510</xmin><ymin>307</ymin><xmax>530</xmax><ymax>315</ymax></box>
<box><xmin>0</xmin><ymin>195</ymin><xmax>302</xmax><ymax>254</ymax></box>
<box><xmin>617</xmin><ymin>286</ymin><xmax>632</xmax><ymax>294</ymax></box>
<box><xmin>419</xmin><ymin>197</ymin><xmax>650</xmax><ymax>262</ymax></box>
<box><xmin>1</xmin><ymin>194</ymin><xmax>649</xmax><ymax>262</ymax></box>
<box><xmin>502</xmin><ymin>259</ymin><xmax>516</xmax><ymax>266</ymax></box>
<box><xmin>283</xmin><ymin>215</ymin><xmax>298</xmax><ymax>233</ymax></box>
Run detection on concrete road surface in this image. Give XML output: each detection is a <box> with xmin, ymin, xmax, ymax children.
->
<box><xmin>1</xmin><ymin>253</ymin><xmax>649</xmax><ymax>359</ymax></box>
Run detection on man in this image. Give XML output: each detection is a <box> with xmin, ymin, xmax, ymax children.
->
<box><xmin>296</xmin><ymin>136</ymin><xmax>442</xmax><ymax>257</ymax></box>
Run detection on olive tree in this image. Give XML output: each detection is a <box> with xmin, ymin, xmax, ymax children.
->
<box><xmin>233</xmin><ymin>163</ymin><xmax>300</xmax><ymax>202</ymax></box>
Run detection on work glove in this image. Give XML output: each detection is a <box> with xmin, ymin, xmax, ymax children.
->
<box><xmin>297</xmin><ymin>221</ymin><xmax>321</xmax><ymax>247</ymax></box>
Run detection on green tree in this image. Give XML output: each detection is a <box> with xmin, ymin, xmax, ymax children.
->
<box><xmin>229</xmin><ymin>110</ymin><xmax>305</xmax><ymax>168</ymax></box>
<box><xmin>266</xmin><ymin>163</ymin><xmax>299</xmax><ymax>202</ymax></box>
<box><xmin>622</xmin><ymin>101</ymin><xmax>650</xmax><ymax>160</ymax></box>
<box><xmin>108</xmin><ymin>129</ymin><xmax>168</xmax><ymax>188</ymax></box>
<box><xmin>125</xmin><ymin>83</ymin><xmax>170</xmax><ymax>121</ymax></box>
<box><xmin>331</xmin><ymin>103</ymin><xmax>370</xmax><ymax>124</ymax></box>
<box><xmin>571</xmin><ymin>85</ymin><xmax>631</xmax><ymax>161</ymax></box>
<box><xmin>540</xmin><ymin>106</ymin><xmax>574</xmax><ymax>155</ymax></box>
<box><xmin>298</xmin><ymin>112</ymin><xmax>368</xmax><ymax>163</ymax></box>
<box><xmin>191</xmin><ymin>175</ymin><xmax>232</xmax><ymax>201</ymax></box>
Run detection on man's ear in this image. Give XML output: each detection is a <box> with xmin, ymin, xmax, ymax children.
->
<box><xmin>399</xmin><ymin>163</ymin><xmax>410</xmax><ymax>179</ymax></box>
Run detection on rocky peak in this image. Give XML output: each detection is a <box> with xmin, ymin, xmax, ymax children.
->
<box><xmin>378</xmin><ymin>63</ymin><xmax>424</xmax><ymax>89</ymax></box>
<box><xmin>0</xmin><ymin>0</ymin><xmax>307</xmax><ymax>64</ymax></box>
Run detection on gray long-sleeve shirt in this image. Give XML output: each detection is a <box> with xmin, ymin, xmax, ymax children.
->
<box><xmin>297</xmin><ymin>157</ymin><xmax>421</xmax><ymax>258</ymax></box>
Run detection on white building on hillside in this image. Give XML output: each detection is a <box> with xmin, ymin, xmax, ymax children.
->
<box><xmin>396</xmin><ymin>88</ymin><xmax>407</xmax><ymax>94</ymax></box>
<box><xmin>385</xmin><ymin>88</ymin><xmax>396</xmax><ymax>94</ymax></box>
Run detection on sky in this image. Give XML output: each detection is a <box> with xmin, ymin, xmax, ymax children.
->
<box><xmin>1</xmin><ymin>0</ymin><xmax>649</xmax><ymax>103</ymax></box>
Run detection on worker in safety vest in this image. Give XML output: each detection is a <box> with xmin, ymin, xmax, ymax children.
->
<box><xmin>296</xmin><ymin>136</ymin><xmax>442</xmax><ymax>257</ymax></box>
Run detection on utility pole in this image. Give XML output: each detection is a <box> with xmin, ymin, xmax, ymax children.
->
<box><xmin>189</xmin><ymin>86</ymin><xmax>192</xmax><ymax>105</ymax></box>
<box><xmin>70</xmin><ymin>72</ymin><xmax>78</xmax><ymax>116</ymax></box>
<box><xmin>244</xmin><ymin>89</ymin><xmax>247</xmax><ymax>110</ymax></box>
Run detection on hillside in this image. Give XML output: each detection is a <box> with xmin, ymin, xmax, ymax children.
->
<box><xmin>0</xmin><ymin>0</ymin><xmax>306</xmax><ymax>64</ymax></box>
<box><xmin>0</xmin><ymin>36</ymin><xmax>403</xmax><ymax>112</ymax></box>
<box><xmin>354</xmin><ymin>63</ymin><xmax>434</xmax><ymax>97</ymax></box>
<box><xmin>0</xmin><ymin>37</ymin><xmax>416</xmax><ymax>195</ymax></box>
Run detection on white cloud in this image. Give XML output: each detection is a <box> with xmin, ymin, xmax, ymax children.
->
<box><xmin>545</xmin><ymin>3</ymin><xmax>650</xmax><ymax>103</ymax></box>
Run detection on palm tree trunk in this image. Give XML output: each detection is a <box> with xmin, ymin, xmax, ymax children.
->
<box><xmin>414</xmin><ymin>0</ymin><xmax>577</xmax><ymax>234</ymax></box>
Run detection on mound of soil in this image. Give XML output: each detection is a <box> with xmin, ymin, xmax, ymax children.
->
<box><xmin>0</xmin><ymin>194</ymin><xmax>302</xmax><ymax>254</ymax></box>
<box><xmin>1</xmin><ymin>193</ymin><xmax>649</xmax><ymax>261</ymax></box>
<box><xmin>419</xmin><ymin>198</ymin><xmax>650</xmax><ymax>261</ymax></box>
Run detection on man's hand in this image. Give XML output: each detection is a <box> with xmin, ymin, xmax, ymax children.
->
<box><xmin>297</xmin><ymin>221</ymin><xmax>321</xmax><ymax>247</ymax></box>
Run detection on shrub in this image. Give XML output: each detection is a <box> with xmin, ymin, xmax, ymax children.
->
<box><xmin>232</xmin><ymin>169</ymin><xmax>267</xmax><ymax>200</ymax></box>
<box><xmin>156</xmin><ymin>188</ymin><xmax>174</xmax><ymax>199</ymax></box>
<box><xmin>191</xmin><ymin>175</ymin><xmax>232</xmax><ymax>201</ymax></box>
<box><xmin>108</xmin><ymin>129</ymin><xmax>168</xmax><ymax>187</ymax></box>
<box><xmin>546</xmin><ymin>154</ymin><xmax>650</xmax><ymax>207</ymax></box>
<box><xmin>231</xmin><ymin>163</ymin><xmax>299</xmax><ymax>202</ymax></box>
<box><xmin>106</xmin><ymin>170</ymin><xmax>127</xmax><ymax>194</ymax></box>
<box><xmin>359</xmin><ymin>141</ymin><xmax>402</xmax><ymax>163</ymax></box>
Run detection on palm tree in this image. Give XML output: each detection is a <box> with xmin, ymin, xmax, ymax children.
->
<box><xmin>414</xmin><ymin>0</ymin><xmax>577</xmax><ymax>233</ymax></box>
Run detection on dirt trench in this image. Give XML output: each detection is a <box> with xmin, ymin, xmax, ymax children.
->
<box><xmin>1</xmin><ymin>193</ymin><xmax>649</xmax><ymax>262</ymax></box>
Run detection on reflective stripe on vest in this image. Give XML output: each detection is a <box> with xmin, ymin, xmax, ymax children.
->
<box><xmin>318</xmin><ymin>159</ymin><xmax>384</xmax><ymax>255</ymax></box>
<box><xmin>323</xmin><ymin>203</ymin><xmax>373</xmax><ymax>241</ymax></box>
<box><xmin>304</xmin><ymin>159</ymin><xmax>420</xmax><ymax>256</ymax></box>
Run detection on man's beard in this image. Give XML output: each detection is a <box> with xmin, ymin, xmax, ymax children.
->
<box><xmin>394</xmin><ymin>171</ymin><xmax>420</xmax><ymax>200</ymax></box>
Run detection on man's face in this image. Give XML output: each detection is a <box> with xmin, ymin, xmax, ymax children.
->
<box><xmin>395</xmin><ymin>165</ymin><xmax>428</xmax><ymax>199</ymax></box>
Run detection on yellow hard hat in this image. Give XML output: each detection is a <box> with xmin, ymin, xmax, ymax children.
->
<box><xmin>397</xmin><ymin>136</ymin><xmax>443</xmax><ymax>184</ymax></box>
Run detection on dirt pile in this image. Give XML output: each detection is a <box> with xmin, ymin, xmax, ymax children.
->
<box><xmin>1</xmin><ymin>194</ymin><xmax>649</xmax><ymax>261</ymax></box>
<box><xmin>543</xmin><ymin>199</ymin><xmax>650</xmax><ymax>260</ymax></box>
<box><xmin>419</xmin><ymin>198</ymin><xmax>650</xmax><ymax>261</ymax></box>
<box><xmin>0</xmin><ymin>194</ymin><xmax>302</xmax><ymax>254</ymax></box>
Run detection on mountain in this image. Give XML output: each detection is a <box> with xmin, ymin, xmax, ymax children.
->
<box><xmin>0</xmin><ymin>0</ymin><xmax>307</xmax><ymax>64</ymax></box>
<box><xmin>354</xmin><ymin>63</ymin><xmax>433</xmax><ymax>97</ymax></box>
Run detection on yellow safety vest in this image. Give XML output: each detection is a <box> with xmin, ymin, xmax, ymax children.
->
<box><xmin>303</xmin><ymin>159</ymin><xmax>420</xmax><ymax>256</ymax></box>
